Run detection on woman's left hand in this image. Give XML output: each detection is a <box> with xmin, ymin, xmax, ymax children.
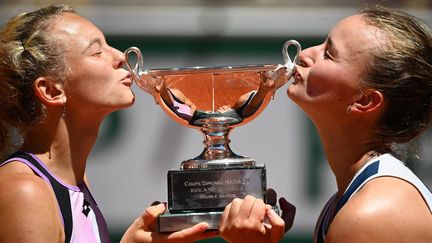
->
<box><xmin>219</xmin><ymin>195</ymin><xmax>286</xmax><ymax>243</ymax></box>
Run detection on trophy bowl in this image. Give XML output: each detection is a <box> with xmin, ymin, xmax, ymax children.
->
<box><xmin>125</xmin><ymin>40</ymin><xmax>301</xmax><ymax>232</ymax></box>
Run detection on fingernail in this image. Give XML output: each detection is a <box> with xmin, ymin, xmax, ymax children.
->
<box><xmin>150</xmin><ymin>201</ymin><xmax>161</xmax><ymax>206</ymax></box>
<box><xmin>200</xmin><ymin>222</ymin><xmax>209</xmax><ymax>231</ymax></box>
<box><xmin>268</xmin><ymin>209</ymin><xmax>277</xmax><ymax>217</ymax></box>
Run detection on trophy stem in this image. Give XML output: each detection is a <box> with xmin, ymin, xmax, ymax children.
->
<box><xmin>181</xmin><ymin>116</ymin><xmax>255</xmax><ymax>170</ymax></box>
<box><xmin>201</xmin><ymin>123</ymin><xmax>232</xmax><ymax>160</ymax></box>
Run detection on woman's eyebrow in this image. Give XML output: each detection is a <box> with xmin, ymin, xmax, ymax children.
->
<box><xmin>82</xmin><ymin>37</ymin><xmax>102</xmax><ymax>54</ymax></box>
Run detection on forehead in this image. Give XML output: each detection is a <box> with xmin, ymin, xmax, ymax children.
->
<box><xmin>49</xmin><ymin>13</ymin><xmax>103</xmax><ymax>50</ymax></box>
<box><xmin>330</xmin><ymin>14</ymin><xmax>383</xmax><ymax>60</ymax></box>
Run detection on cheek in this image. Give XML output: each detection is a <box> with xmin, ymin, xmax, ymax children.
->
<box><xmin>80</xmin><ymin>67</ymin><xmax>114</xmax><ymax>90</ymax></box>
<box><xmin>306</xmin><ymin>67</ymin><xmax>336</xmax><ymax>97</ymax></box>
<box><xmin>67</xmin><ymin>74</ymin><xmax>112</xmax><ymax>101</ymax></box>
<box><xmin>308</xmin><ymin>66</ymin><xmax>360</xmax><ymax>107</ymax></box>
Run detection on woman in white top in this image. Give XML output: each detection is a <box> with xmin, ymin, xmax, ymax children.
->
<box><xmin>219</xmin><ymin>4</ymin><xmax>432</xmax><ymax>243</ymax></box>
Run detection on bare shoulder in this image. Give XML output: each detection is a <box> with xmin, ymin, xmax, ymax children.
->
<box><xmin>326</xmin><ymin>176</ymin><xmax>432</xmax><ymax>243</ymax></box>
<box><xmin>0</xmin><ymin>161</ymin><xmax>63</xmax><ymax>242</ymax></box>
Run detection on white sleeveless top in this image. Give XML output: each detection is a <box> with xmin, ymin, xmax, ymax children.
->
<box><xmin>314</xmin><ymin>153</ymin><xmax>432</xmax><ymax>243</ymax></box>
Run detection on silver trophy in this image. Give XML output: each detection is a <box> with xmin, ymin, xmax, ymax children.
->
<box><xmin>125</xmin><ymin>40</ymin><xmax>301</xmax><ymax>232</ymax></box>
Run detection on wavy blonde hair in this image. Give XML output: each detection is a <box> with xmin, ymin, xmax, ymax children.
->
<box><xmin>0</xmin><ymin>4</ymin><xmax>75</xmax><ymax>153</ymax></box>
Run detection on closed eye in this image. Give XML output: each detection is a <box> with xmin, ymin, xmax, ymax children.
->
<box><xmin>93</xmin><ymin>51</ymin><xmax>102</xmax><ymax>56</ymax></box>
<box><xmin>324</xmin><ymin>37</ymin><xmax>337</xmax><ymax>60</ymax></box>
<box><xmin>324</xmin><ymin>49</ymin><xmax>334</xmax><ymax>60</ymax></box>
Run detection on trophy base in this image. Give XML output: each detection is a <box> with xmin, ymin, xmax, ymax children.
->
<box><xmin>158</xmin><ymin>210</ymin><xmax>222</xmax><ymax>232</ymax></box>
<box><xmin>167</xmin><ymin>165</ymin><xmax>267</xmax><ymax>213</ymax></box>
<box><xmin>157</xmin><ymin>206</ymin><xmax>280</xmax><ymax>232</ymax></box>
<box><xmin>159</xmin><ymin>165</ymin><xmax>268</xmax><ymax>232</ymax></box>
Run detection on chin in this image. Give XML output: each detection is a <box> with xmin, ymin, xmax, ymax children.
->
<box><xmin>287</xmin><ymin>86</ymin><xmax>297</xmax><ymax>99</ymax></box>
<box><xmin>287</xmin><ymin>89</ymin><xmax>307</xmax><ymax>109</ymax></box>
<box><xmin>123</xmin><ymin>92</ymin><xmax>136</xmax><ymax>105</ymax></box>
<box><xmin>113</xmin><ymin>95</ymin><xmax>135</xmax><ymax>111</ymax></box>
<box><xmin>122</xmin><ymin>97</ymin><xmax>135</xmax><ymax>108</ymax></box>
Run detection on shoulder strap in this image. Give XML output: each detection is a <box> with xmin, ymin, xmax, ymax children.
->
<box><xmin>235</xmin><ymin>91</ymin><xmax>261</xmax><ymax>118</ymax></box>
<box><xmin>335</xmin><ymin>161</ymin><xmax>380</xmax><ymax>213</ymax></box>
<box><xmin>7</xmin><ymin>152</ymin><xmax>73</xmax><ymax>243</ymax></box>
<box><xmin>316</xmin><ymin>161</ymin><xmax>380</xmax><ymax>243</ymax></box>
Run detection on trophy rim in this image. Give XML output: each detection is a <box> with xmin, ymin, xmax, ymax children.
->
<box><xmin>142</xmin><ymin>63</ymin><xmax>278</xmax><ymax>75</ymax></box>
<box><xmin>181</xmin><ymin>156</ymin><xmax>256</xmax><ymax>170</ymax></box>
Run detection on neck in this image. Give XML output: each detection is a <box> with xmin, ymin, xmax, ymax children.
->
<box><xmin>21</xmin><ymin>115</ymin><xmax>103</xmax><ymax>186</ymax></box>
<box><xmin>313</xmin><ymin>119</ymin><xmax>383</xmax><ymax>195</ymax></box>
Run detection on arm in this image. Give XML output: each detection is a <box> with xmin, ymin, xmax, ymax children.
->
<box><xmin>121</xmin><ymin>203</ymin><xmax>218</xmax><ymax>243</ymax></box>
<box><xmin>156</xmin><ymin>80</ymin><xmax>174</xmax><ymax>107</ymax></box>
<box><xmin>169</xmin><ymin>89</ymin><xmax>196</xmax><ymax>114</ymax></box>
<box><xmin>326</xmin><ymin>177</ymin><xmax>432</xmax><ymax>243</ymax></box>
<box><xmin>156</xmin><ymin>82</ymin><xmax>196</xmax><ymax>115</ymax></box>
<box><xmin>0</xmin><ymin>172</ymin><xmax>63</xmax><ymax>242</ymax></box>
<box><xmin>235</xmin><ymin>69</ymin><xmax>288</xmax><ymax>118</ymax></box>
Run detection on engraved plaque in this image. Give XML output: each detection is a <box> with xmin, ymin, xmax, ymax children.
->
<box><xmin>168</xmin><ymin>166</ymin><xmax>266</xmax><ymax>212</ymax></box>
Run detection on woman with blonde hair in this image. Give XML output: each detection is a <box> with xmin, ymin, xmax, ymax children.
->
<box><xmin>0</xmin><ymin>4</ymin><xmax>216</xmax><ymax>243</ymax></box>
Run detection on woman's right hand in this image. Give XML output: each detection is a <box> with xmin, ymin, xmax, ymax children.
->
<box><xmin>219</xmin><ymin>195</ymin><xmax>292</xmax><ymax>243</ymax></box>
<box><xmin>120</xmin><ymin>203</ymin><xmax>218</xmax><ymax>243</ymax></box>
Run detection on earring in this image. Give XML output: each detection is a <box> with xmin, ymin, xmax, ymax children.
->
<box><xmin>346</xmin><ymin>105</ymin><xmax>353</xmax><ymax>113</ymax></box>
<box><xmin>62</xmin><ymin>98</ymin><xmax>66</xmax><ymax>118</ymax></box>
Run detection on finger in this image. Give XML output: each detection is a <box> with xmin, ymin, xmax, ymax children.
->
<box><xmin>166</xmin><ymin>222</ymin><xmax>214</xmax><ymax>242</ymax></box>
<box><xmin>267</xmin><ymin>78</ymin><xmax>276</xmax><ymax>86</ymax></box>
<box><xmin>219</xmin><ymin>202</ymin><xmax>232</xmax><ymax>229</ymax></box>
<box><xmin>237</xmin><ymin>195</ymin><xmax>256</xmax><ymax>219</ymax></box>
<box><xmin>227</xmin><ymin>198</ymin><xmax>242</xmax><ymax>222</ymax></box>
<box><xmin>155</xmin><ymin>84</ymin><xmax>162</xmax><ymax>92</ymax></box>
<box><xmin>267</xmin><ymin>208</ymin><xmax>285</xmax><ymax>242</ymax></box>
<box><xmin>279</xmin><ymin>197</ymin><xmax>296</xmax><ymax>232</ymax></box>
<box><xmin>249</xmin><ymin>198</ymin><xmax>267</xmax><ymax>223</ymax></box>
<box><xmin>143</xmin><ymin>203</ymin><xmax>166</xmax><ymax>231</ymax></box>
<box><xmin>250</xmin><ymin>199</ymin><xmax>267</xmax><ymax>235</ymax></box>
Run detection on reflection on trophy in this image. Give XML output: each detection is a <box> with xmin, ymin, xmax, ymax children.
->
<box><xmin>125</xmin><ymin>40</ymin><xmax>301</xmax><ymax>232</ymax></box>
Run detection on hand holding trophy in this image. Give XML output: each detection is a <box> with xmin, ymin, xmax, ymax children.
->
<box><xmin>125</xmin><ymin>40</ymin><xmax>301</xmax><ymax>232</ymax></box>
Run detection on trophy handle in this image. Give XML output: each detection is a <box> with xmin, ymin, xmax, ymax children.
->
<box><xmin>125</xmin><ymin>47</ymin><xmax>144</xmax><ymax>82</ymax></box>
<box><xmin>275</xmin><ymin>40</ymin><xmax>302</xmax><ymax>77</ymax></box>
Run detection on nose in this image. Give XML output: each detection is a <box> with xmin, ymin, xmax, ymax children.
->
<box><xmin>298</xmin><ymin>50</ymin><xmax>313</xmax><ymax>68</ymax></box>
<box><xmin>297</xmin><ymin>44</ymin><xmax>322</xmax><ymax>68</ymax></box>
<box><xmin>111</xmin><ymin>47</ymin><xmax>126</xmax><ymax>68</ymax></box>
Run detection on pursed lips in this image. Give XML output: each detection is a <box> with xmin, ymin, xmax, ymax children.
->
<box><xmin>292</xmin><ymin>69</ymin><xmax>303</xmax><ymax>84</ymax></box>
<box><xmin>120</xmin><ymin>72</ymin><xmax>132</xmax><ymax>86</ymax></box>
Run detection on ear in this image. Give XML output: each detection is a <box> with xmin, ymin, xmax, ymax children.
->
<box><xmin>33</xmin><ymin>77</ymin><xmax>66</xmax><ymax>106</ymax></box>
<box><xmin>351</xmin><ymin>89</ymin><xmax>384</xmax><ymax>113</ymax></box>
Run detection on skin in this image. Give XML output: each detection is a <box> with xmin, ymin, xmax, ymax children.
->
<box><xmin>0</xmin><ymin>12</ymin><xmax>216</xmax><ymax>243</ymax></box>
<box><xmin>218</xmin><ymin>68</ymin><xmax>288</xmax><ymax>116</ymax></box>
<box><xmin>290</xmin><ymin>14</ymin><xmax>432</xmax><ymax>242</ymax></box>
<box><xmin>234</xmin><ymin>68</ymin><xmax>288</xmax><ymax>117</ymax></box>
<box><xmin>218</xmin><ymin>192</ymin><xmax>296</xmax><ymax>242</ymax></box>
<box><xmin>219</xmin><ymin>13</ymin><xmax>432</xmax><ymax>243</ymax></box>
<box><xmin>156</xmin><ymin>81</ymin><xmax>197</xmax><ymax>115</ymax></box>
